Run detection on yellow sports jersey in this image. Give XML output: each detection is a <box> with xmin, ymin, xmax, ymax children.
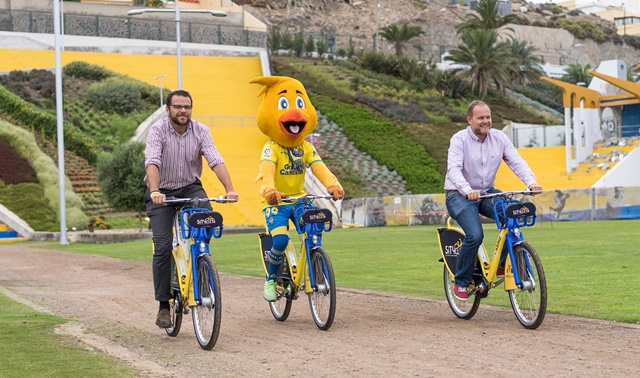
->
<box><xmin>260</xmin><ymin>140</ymin><xmax>322</xmax><ymax>206</ymax></box>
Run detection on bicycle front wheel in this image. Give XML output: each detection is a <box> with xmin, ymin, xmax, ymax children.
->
<box><xmin>443</xmin><ymin>265</ymin><xmax>481</xmax><ymax>319</ymax></box>
<box><xmin>508</xmin><ymin>242</ymin><xmax>547</xmax><ymax>329</ymax></box>
<box><xmin>307</xmin><ymin>247</ymin><xmax>336</xmax><ymax>330</ymax></box>
<box><xmin>191</xmin><ymin>254</ymin><xmax>222</xmax><ymax>350</ymax></box>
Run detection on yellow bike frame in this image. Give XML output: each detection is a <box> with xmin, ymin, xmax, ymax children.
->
<box><xmin>260</xmin><ymin>234</ymin><xmax>314</xmax><ymax>295</ymax></box>
<box><xmin>173</xmin><ymin>211</ymin><xmax>197</xmax><ymax>307</ymax></box>
<box><xmin>438</xmin><ymin>218</ymin><xmax>516</xmax><ymax>291</ymax></box>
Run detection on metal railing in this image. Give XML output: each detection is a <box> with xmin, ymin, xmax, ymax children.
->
<box><xmin>0</xmin><ymin>9</ymin><xmax>266</xmax><ymax>48</ymax></box>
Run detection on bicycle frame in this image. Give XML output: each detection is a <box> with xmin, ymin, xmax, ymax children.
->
<box><xmin>486</xmin><ymin>195</ymin><xmax>537</xmax><ymax>291</ymax></box>
<box><xmin>260</xmin><ymin>195</ymin><xmax>333</xmax><ymax>295</ymax></box>
<box><xmin>438</xmin><ymin>190</ymin><xmax>546</xmax><ymax>329</ymax></box>
<box><xmin>168</xmin><ymin>198</ymin><xmax>226</xmax><ymax>307</ymax></box>
<box><xmin>173</xmin><ymin>207</ymin><xmax>223</xmax><ymax>306</ymax></box>
<box><xmin>438</xmin><ymin>191</ymin><xmax>538</xmax><ymax>292</ymax></box>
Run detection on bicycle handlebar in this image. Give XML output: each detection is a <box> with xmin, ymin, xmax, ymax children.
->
<box><xmin>281</xmin><ymin>194</ymin><xmax>334</xmax><ymax>203</ymax></box>
<box><xmin>165</xmin><ymin>196</ymin><xmax>238</xmax><ymax>206</ymax></box>
<box><xmin>477</xmin><ymin>189</ymin><xmax>542</xmax><ymax>200</ymax></box>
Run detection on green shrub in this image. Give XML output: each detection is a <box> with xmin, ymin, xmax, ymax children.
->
<box><xmin>63</xmin><ymin>61</ymin><xmax>116</xmax><ymax>81</ymax></box>
<box><xmin>292</xmin><ymin>31</ymin><xmax>305</xmax><ymax>57</ymax></box>
<box><xmin>304</xmin><ymin>34</ymin><xmax>315</xmax><ymax>57</ymax></box>
<box><xmin>86</xmin><ymin>78</ymin><xmax>143</xmax><ymax>114</ymax></box>
<box><xmin>316</xmin><ymin>37</ymin><xmax>329</xmax><ymax>58</ymax></box>
<box><xmin>556</xmin><ymin>18</ymin><xmax>606</xmax><ymax>43</ymax></box>
<box><xmin>267</xmin><ymin>25</ymin><xmax>282</xmax><ymax>53</ymax></box>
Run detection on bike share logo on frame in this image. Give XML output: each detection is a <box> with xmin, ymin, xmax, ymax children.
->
<box><xmin>309</xmin><ymin>211</ymin><xmax>327</xmax><ymax>222</ymax></box>
<box><xmin>505</xmin><ymin>202</ymin><xmax>536</xmax><ymax>219</ymax></box>
<box><xmin>189</xmin><ymin>211</ymin><xmax>223</xmax><ymax>228</ymax></box>
<box><xmin>445</xmin><ymin>238</ymin><xmax>463</xmax><ymax>257</ymax></box>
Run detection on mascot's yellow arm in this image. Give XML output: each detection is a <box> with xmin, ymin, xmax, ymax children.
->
<box><xmin>255</xmin><ymin>161</ymin><xmax>276</xmax><ymax>196</ymax></box>
<box><xmin>310</xmin><ymin>162</ymin><xmax>342</xmax><ymax>190</ymax></box>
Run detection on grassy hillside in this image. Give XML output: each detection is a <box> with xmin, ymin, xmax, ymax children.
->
<box><xmin>272</xmin><ymin>56</ymin><xmax>552</xmax><ymax>191</ymax></box>
<box><xmin>0</xmin><ymin>63</ymin><xmax>160</xmax><ymax>230</ymax></box>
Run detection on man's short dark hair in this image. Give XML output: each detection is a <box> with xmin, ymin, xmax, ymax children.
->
<box><xmin>166</xmin><ymin>89</ymin><xmax>193</xmax><ymax>107</ymax></box>
<box><xmin>467</xmin><ymin>100</ymin><xmax>488</xmax><ymax>118</ymax></box>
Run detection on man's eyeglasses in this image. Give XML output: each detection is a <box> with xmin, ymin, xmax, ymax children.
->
<box><xmin>169</xmin><ymin>104</ymin><xmax>192</xmax><ymax>111</ymax></box>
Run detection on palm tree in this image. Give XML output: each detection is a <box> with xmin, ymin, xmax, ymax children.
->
<box><xmin>505</xmin><ymin>38</ymin><xmax>544</xmax><ymax>85</ymax></box>
<box><xmin>561</xmin><ymin>63</ymin><xmax>593</xmax><ymax>86</ymax></box>
<box><xmin>379</xmin><ymin>22</ymin><xmax>424</xmax><ymax>57</ymax></box>
<box><xmin>455</xmin><ymin>0</ymin><xmax>519</xmax><ymax>35</ymax></box>
<box><xmin>445</xmin><ymin>28</ymin><xmax>514</xmax><ymax>99</ymax></box>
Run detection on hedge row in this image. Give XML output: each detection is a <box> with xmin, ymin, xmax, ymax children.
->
<box><xmin>311</xmin><ymin>94</ymin><xmax>444</xmax><ymax>194</ymax></box>
<box><xmin>0</xmin><ymin>84</ymin><xmax>100</xmax><ymax>164</ymax></box>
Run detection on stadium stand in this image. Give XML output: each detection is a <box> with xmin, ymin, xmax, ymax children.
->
<box><xmin>495</xmin><ymin>140</ymin><xmax>640</xmax><ymax>190</ymax></box>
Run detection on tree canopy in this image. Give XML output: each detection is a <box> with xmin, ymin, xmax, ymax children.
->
<box><xmin>379</xmin><ymin>22</ymin><xmax>425</xmax><ymax>57</ymax></box>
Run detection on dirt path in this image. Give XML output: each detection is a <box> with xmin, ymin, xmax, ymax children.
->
<box><xmin>1</xmin><ymin>244</ymin><xmax>638</xmax><ymax>377</ymax></box>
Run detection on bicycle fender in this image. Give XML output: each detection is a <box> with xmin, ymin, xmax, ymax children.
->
<box><xmin>437</xmin><ymin>227</ymin><xmax>465</xmax><ymax>276</ymax></box>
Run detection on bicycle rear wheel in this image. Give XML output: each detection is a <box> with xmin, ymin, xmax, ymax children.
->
<box><xmin>191</xmin><ymin>254</ymin><xmax>222</xmax><ymax>350</ymax></box>
<box><xmin>443</xmin><ymin>265</ymin><xmax>481</xmax><ymax>319</ymax></box>
<box><xmin>508</xmin><ymin>242</ymin><xmax>547</xmax><ymax>329</ymax></box>
<box><xmin>165</xmin><ymin>258</ymin><xmax>183</xmax><ymax>337</ymax></box>
<box><xmin>307</xmin><ymin>247</ymin><xmax>336</xmax><ymax>330</ymax></box>
<box><xmin>165</xmin><ymin>291</ymin><xmax>183</xmax><ymax>337</ymax></box>
<box><xmin>269</xmin><ymin>279</ymin><xmax>293</xmax><ymax>321</ymax></box>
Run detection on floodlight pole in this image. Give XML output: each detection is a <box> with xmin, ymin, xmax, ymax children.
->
<box><xmin>54</xmin><ymin>0</ymin><xmax>68</xmax><ymax>245</ymax></box>
<box><xmin>127</xmin><ymin>7</ymin><xmax>227</xmax><ymax>90</ymax></box>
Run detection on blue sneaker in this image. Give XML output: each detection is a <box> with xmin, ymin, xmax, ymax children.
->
<box><xmin>263</xmin><ymin>280</ymin><xmax>277</xmax><ymax>302</ymax></box>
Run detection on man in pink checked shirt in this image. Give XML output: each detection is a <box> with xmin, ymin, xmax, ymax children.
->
<box><xmin>444</xmin><ymin>100</ymin><xmax>542</xmax><ymax>301</ymax></box>
<box><xmin>144</xmin><ymin>89</ymin><xmax>238</xmax><ymax>328</ymax></box>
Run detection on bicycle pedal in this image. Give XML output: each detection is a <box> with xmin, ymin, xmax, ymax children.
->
<box><xmin>183</xmin><ymin>307</ymin><xmax>190</xmax><ymax>315</ymax></box>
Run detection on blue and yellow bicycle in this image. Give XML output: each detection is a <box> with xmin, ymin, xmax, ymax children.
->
<box><xmin>437</xmin><ymin>190</ymin><xmax>547</xmax><ymax>329</ymax></box>
<box><xmin>259</xmin><ymin>194</ymin><xmax>337</xmax><ymax>330</ymax></box>
<box><xmin>163</xmin><ymin>196</ymin><xmax>236</xmax><ymax>350</ymax></box>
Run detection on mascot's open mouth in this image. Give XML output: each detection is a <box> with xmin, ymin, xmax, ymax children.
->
<box><xmin>282</xmin><ymin>121</ymin><xmax>306</xmax><ymax>135</ymax></box>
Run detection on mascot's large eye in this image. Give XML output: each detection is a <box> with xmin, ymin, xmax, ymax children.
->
<box><xmin>295</xmin><ymin>96</ymin><xmax>306</xmax><ymax>109</ymax></box>
<box><xmin>278</xmin><ymin>97</ymin><xmax>289</xmax><ymax>110</ymax></box>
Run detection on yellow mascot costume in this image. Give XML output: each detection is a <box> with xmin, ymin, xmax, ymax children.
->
<box><xmin>250</xmin><ymin>75</ymin><xmax>344</xmax><ymax>301</ymax></box>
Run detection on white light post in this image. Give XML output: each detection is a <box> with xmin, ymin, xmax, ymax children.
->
<box><xmin>53</xmin><ymin>0</ymin><xmax>67</xmax><ymax>245</ymax></box>
<box><xmin>154</xmin><ymin>74</ymin><xmax>169</xmax><ymax>110</ymax></box>
<box><xmin>127</xmin><ymin>6</ymin><xmax>227</xmax><ymax>90</ymax></box>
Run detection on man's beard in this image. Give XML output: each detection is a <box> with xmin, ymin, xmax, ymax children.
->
<box><xmin>171</xmin><ymin>113</ymin><xmax>190</xmax><ymax>127</ymax></box>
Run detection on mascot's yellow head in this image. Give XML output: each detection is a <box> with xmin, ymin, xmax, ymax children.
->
<box><xmin>250</xmin><ymin>76</ymin><xmax>317</xmax><ymax>148</ymax></box>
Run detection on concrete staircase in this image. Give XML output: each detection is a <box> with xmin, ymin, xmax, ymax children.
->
<box><xmin>314</xmin><ymin>114</ymin><xmax>408</xmax><ymax>196</ymax></box>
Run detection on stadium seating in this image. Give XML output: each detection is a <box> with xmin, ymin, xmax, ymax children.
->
<box><xmin>495</xmin><ymin>141</ymin><xmax>640</xmax><ymax>190</ymax></box>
